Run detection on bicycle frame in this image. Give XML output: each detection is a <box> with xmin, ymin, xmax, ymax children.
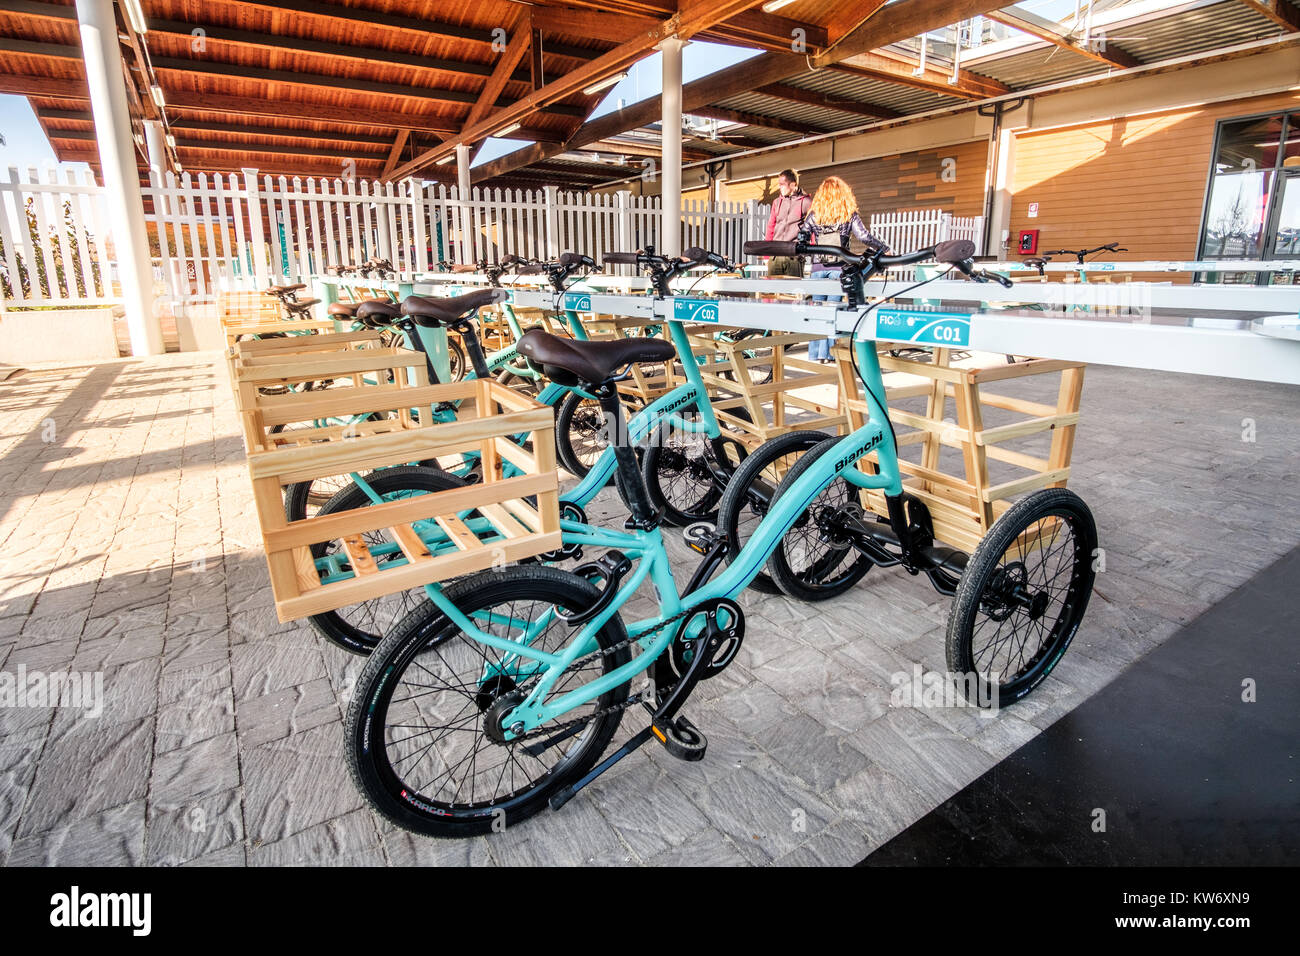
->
<box><xmin>410</xmin><ymin>333</ymin><xmax>896</xmax><ymax>736</ymax></box>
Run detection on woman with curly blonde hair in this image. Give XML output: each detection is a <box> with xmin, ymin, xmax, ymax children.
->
<box><xmin>801</xmin><ymin>176</ymin><xmax>889</xmax><ymax>361</ymax></box>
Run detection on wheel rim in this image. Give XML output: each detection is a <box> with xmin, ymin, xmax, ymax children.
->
<box><xmin>780</xmin><ymin>479</ymin><xmax>866</xmax><ymax>589</ymax></box>
<box><xmin>368</xmin><ymin>594</ymin><xmax>613</xmax><ymax>818</ymax></box>
<box><xmin>566</xmin><ymin>399</ymin><xmax>608</xmax><ymax>473</ymax></box>
<box><xmin>649</xmin><ymin>426</ymin><xmax>736</xmax><ymax>520</ymax></box>
<box><xmin>969</xmin><ymin>507</ymin><xmax>1090</xmax><ymax>691</ymax></box>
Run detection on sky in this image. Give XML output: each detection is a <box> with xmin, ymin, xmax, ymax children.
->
<box><xmin>0</xmin><ymin>95</ymin><xmax>66</xmax><ymax>171</ymax></box>
<box><xmin>471</xmin><ymin>40</ymin><xmax>763</xmax><ymax>168</ymax></box>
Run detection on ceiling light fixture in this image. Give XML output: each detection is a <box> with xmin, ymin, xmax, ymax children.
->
<box><xmin>582</xmin><ymin>73</ymin><xmax>628</xmax><ymax>96</ymax></box>
<box><xmin>150</xmin><ymin>85</ymin><xmax>165</xmax><ymax>109</ymax></box>
<box><xmin>121</xmin><ymin>0</ymin><xmax>148</xmax><ymax>34</ymax></box>
<box><xmin>761</xmin><ymin>0</ymin><xmax>798</xmax><ymax>13</ymax></box>
<box><xmin>496</xmin><ymin>122</ymin><xmax>522</xmax><ymax>136</ymax></box>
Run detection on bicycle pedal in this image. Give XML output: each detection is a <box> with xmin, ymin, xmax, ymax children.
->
<box><xmin>682</xmin><ymin>521</ymin><xmax>722</xmax><ymax>555</ymax></box>
<box><xmin>651</xmin><ymin>715</ymin><xmax>707</xmax><ymax>762</ymax></box>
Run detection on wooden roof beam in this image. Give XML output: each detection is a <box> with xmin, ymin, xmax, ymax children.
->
<box><xmin>217</xmin><ymin>0</ymin><xmax>599</xmax><ymax>61</ymax></box>
<box><xmin>687</xmin><ymin>105</ymin><xmax>831</xmax><ymax>136</ymax></box>
<box><xmin>149</xmin><ymin>58</ymin><xmax>585</xmax><ymax>119</ymax></box>
<box><xmin>755</xmin><ymin>83</ymin><xmax>900</xmax><ymax>119</ymax></box>
<box><xmin>983</xmin><ymin>9</ymin><xmax>1142</xmax><ymax>70</ymax></box>
<box><xmin>380</xmin><ymin>129</ymin><xmax>411</xmax><ymax>181</ymax></box>
<box><xmin>1237</xmin><ymin>0</ymin><xmax>1300</xmax><ymax>30</ymax></box>
<box><xmin>810</xmin><ymin>0</ymin><xmax>1038</xmax><ymax>68</ymax></box>
<box><xmin>167</xmin><ymin>119</ymin><xmax>393</xmax><ymax>145</ymax></box>
<box><xmin>389</xmin><ymin>4</ymin><xmax>766</xmax><ymax>181</ymax></box>
<box><xmin>832</xmin><ymin>52</ymin><xmax>1010</xmax><ymax>100</ymax></box>
<box><xmin>173</xmin><ymin>138</ymin><xmax>385</xmax><ymax>161</ymax></box>
<box><xmin>462</xmin><ymin>8</ymin><xmax>534</xmax><ymax>132</ymax></box>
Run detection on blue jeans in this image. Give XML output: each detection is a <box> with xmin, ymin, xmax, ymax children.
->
<box><xmin>809</xmin><ymin>266</ymin><xmax>842</xmax><ymax>360</ymax></box>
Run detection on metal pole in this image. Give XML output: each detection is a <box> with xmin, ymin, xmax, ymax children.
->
<box><xmin>660</xmin><ymin>37</ymin><xmax>684</xmax><ymax>258</ymax></box>
<box><xmin>74</xmin><ymin>0</ymin><xmax>163</xmax><ymax>355</ymax></box>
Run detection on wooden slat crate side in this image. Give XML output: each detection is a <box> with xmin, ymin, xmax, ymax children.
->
<box><xmin>833</xmin><ymin>343</ymin><xmax>1087</xmax><ymax>549</ymax></box>
<box><xmin>245</xmin><ymin>379</ymin><xmax>563</xmax><ymax>622</ymax></box>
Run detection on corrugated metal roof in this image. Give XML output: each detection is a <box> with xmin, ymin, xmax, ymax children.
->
<box><xmin>969</xmin><ymin>46</ymin><xmax>1110</xmax><ymax>89</ymax></box>
<box><xmin>715</xmin><ymin>92</ymin><xmax>876</xmax><ymax>132</ymax></box>
<box><xmin>1104</xmin><ymin>2</ymin><xmax>1284</xmax><ymax>62</ymax></box>
<box><xmin>786</xmin><ymin>68</ymin><xmax>970</xmax><ymax>117</ymax></box>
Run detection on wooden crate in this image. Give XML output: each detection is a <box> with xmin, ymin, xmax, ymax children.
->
<box><xmin>246</xmin><ymin>378</ymin><xmax>562</xmax><ymax>622</ymax></box>
<box><xmin>687</xmin><ymin>327</ymin><xmax>845</xmax><ymax>451</ymax></box>
<box><xmin>225</xmin><ymin>330</ymin><xmax>389</xmax><ymax>397</ymax></box>
<box><xmin>833</xmin><ymin>344</ymin><xmax>1085</xmax><ymax>555</ymax></box>
<box><xmin>230</xmin><ymin>347</ymin><xmax>425</xmax><ymax>438</ymax></box>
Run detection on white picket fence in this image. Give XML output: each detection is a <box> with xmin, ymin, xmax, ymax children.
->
<box><xmin>1</xmin><ymin>164</ymin><xmax>982</xmax><ymax>309</ymax></box>
<box><xmin>0</xmin><ymin>166</ymin><xmax>120</xmax><ymax>308</ymax></box>
<box><xmin>869</xmin><ymin>209</ymin><xmax>985</xmax><ymax>256</ymax></box>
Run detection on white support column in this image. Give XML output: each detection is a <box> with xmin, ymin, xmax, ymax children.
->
<box><xmin>456</xmin><ymin>144</ymin><xmax>473</xmax><ymax>263</ymax></box>
<box><xmin>659</xmin><ymin>37</ymin><xmax>684</xmax><ymax>258</ymax></box>
<box><xmin>144</xmin><ymin>120</ymin><xmax>168</xmax><ymax>181</ymax></box>
<box><xmin>242</xmin><ymin>167</ymin><xmax>268</xmax><ymax>288</ymax></box>
<box><xmin>142</xmin><ymin>120</ymin><xmax>177</xmax><ymax>298</ymax></box>
<box><xmin>989</xmin><ymin>126</ymin><xmax>1018</xmax><ymax>256</ymax></box>
<box><xmin>75</xmin><ymin>0</ymin><xmax>163</xmax><ymax>355</ymax></box>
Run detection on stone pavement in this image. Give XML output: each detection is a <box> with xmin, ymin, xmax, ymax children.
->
<box><xmin>0</xmin><ymin>353</ymin><xmax>1295</xmax><ymax>866</ymax></box>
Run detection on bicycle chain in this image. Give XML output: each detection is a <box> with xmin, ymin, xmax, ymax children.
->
<box><xmin>506</xmin><ymin>602</ymin><xmax>705</xmax><ymax>744</ymax></box>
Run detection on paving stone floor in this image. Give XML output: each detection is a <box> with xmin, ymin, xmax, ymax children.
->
<box><xmin>0</xmin><ymin>352</ymin><xmax>1295</xmax><ymax>866</ymax></box>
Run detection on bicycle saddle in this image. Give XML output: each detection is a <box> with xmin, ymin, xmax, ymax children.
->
<box><xmin>330</xmin><ymin>299</ymin><xmax>391</xmax><ymax>318</ymax></box>
<box><xmin>266</xmin><ymin>283</ymin><xmax>307</xmax><ymax>296</ymax></box>
<box><xmin>401</xmin><ymin>289</ymin><xmax>508</xmax><ymax>326</ymax></box>
<box><xmin>516</xmin><ymin>328</ymin><xmax>676</xmax><ymax>387</ymax></box>
<box><xmin>355</xmin><ymin>300</ymin><xmax>400</xmax><ymax>328</ymax></box>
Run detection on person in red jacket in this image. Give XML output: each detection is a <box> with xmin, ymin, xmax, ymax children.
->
<box><xmin>763</xmin><ymin>169</ymin><xmax>811</xmax><ymax>278</ymax></box>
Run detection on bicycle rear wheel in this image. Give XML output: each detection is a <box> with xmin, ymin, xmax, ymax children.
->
<box><xmin>764</xmin><ymin>437</ymin><xmax>874</xmax><ymax>601</ymax></box>
<box><xmin>345</xmin><ymin>566</ymin><xmax>632</xmax><ymax>837</ymax></box>
<box><xmin>716</xmin><ymin>429</ymin><xmax>833</xmax><ymax>595</ymax></box>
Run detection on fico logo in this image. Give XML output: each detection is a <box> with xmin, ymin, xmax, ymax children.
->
<box><xmin>673</xmin><ymin>298</ymin><xmax>719</xmax><ymax>322</ymax></box>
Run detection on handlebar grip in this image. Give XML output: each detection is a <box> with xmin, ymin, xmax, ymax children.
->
<box><xmin>450</xmin><ymin>263</ymin><xmax>478</xmax><ymax>274</ymax></box>
<box><xmin>877</xmin><ymin>247</ymin><xmax>936</xmax><ymax>269</ymax></box>
<box><xmin>681</xmin><ymin>246</ymin><xmax>709</xmax><ymax>264</ymax></box>
<box><xmin>602</xmin><ymin>252</ymin><xmax>640</xmax><ymax>265</ymax></box>
<box><xmin>743</xmin><ymin>241</ymin><xmax>797</xmax><ymax>257</ymax></box>
<box><xmin>989</xmin><ymin>271</ymin><xmax>1014</xmax><ymax>289</ymax></box>
<box><xmin>559</xmin><ymin>251</ymin><xmax>594</xmax><ymax>269</ymax></box>
<box><xmin>934</xmin><ymin>240</ymin><xmax>976</xmax><ymax>264</ymax></box>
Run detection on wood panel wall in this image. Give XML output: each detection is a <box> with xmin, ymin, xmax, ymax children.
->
<box><xmin>723</xmin><ymin>140</ymin><xmax>989</xmax><ymax>218</ymax></box>
<box><xmin>1007</xmin><ymin>90</ymin><xmax>1300</xmax><ymax>266</ymax></box>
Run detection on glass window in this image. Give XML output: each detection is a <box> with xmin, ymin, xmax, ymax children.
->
<box><xmin>1270</xmin><ymin>174</ymin><xmax>1299</xmax><ymax>257</ymax></box>
<box><xmin>1198</xmin><ymin>112</ymin><xmax>1299</xmax><ymax>274</ymax></box>
<box><xmin>1203</xmin><ymin>169</ymin><xmax>1272</xmax><ymax>258</ymax></box>
<box><xmin>1213</xmin><ymin>115</ymin><xmax>1284</xmax><ymax>174</ymax></box>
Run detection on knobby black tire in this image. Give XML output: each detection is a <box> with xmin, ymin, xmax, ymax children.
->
<box><xmin>764</xmin><ymin>436</ymin><xmax>874</xmax><ymax>602</ymax></box>
<box><xmin>306</xmin><ymin>466</ymin><xmax>466</xmax><ymax>654</ymax></box>
<box><xmin>345</xmin><ymin>566</ymin><xmax>631</xmax><ymax>837</ymax></box>
<box><xmin>944</xmin><ymin>487</ymin><xmax>1097</xmax><ymax>706</ymax></box>
<box><xmin>640</xmin><ymin>403</ymin><xmax>748</xmax><ymax>527</ymax></box>
<box><xmin>555</xmin><ymin>391</ymin><xmax>609</xmax><ymax>479</ymax></box>
<box><xmin>716</xmin><ymin>429</ymin><xmax>834</xmax><ymax>595</ymax></box>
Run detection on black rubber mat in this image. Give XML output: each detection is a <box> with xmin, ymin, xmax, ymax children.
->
<box><xmin>863</xmin><ymin>545</ymin><xmax>1300</xmax><ymax>866</ymax></box>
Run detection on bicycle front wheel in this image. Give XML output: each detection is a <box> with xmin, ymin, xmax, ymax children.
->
<box><xmin>307</xmin><ymin>465</ymin><xmax>466</xmax><ymax>654</ymax></box>
<box><xmin>346</xmin><ymin>566</ymin><xmax>633</xmax><ymax>837</ymax></box>
<box><xmin>945</xmin><ymin>488</ymin><xmax>1097</xmax><ymax>706</ymax></box>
